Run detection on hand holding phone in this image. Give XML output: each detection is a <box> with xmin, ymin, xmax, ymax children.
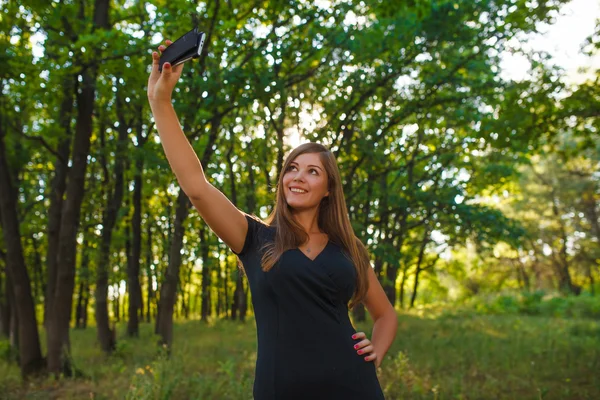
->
<box><xmin>158</xmin><ymin>27</ymin><xmax>206</xmax><ymax>72</ymax></box>
<box><xmin>148</xmin><ymin>40</ymin><xmax>186</xmax><ymax>104</ymax></box>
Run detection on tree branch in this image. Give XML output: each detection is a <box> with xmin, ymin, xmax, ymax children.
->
<box><xmin>21</xmin><ymin>133</ymin><xmax>67</xmax><ymax>164</ymax></box>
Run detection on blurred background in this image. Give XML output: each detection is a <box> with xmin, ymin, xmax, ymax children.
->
<box><xmin>0</xmin><ymin>0</ymin><xmax>598</xmax><ymax>399</ymax></box>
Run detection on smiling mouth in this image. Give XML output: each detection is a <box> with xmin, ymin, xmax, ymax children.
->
<box><xmin>289</xmin><ymin>188</ymin><xmax>308</xmax><ymax>194</ymax></box>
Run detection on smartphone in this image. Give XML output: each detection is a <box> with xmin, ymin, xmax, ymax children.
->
<box><xmin>158</xmin><ymin>27</ymin><xmax>206</xmax><ymax>72</ymax></box>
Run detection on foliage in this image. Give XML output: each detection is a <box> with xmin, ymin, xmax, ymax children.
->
<box><xmin>0</xmin><ymin>0</ymin><xmax>598</xmax><ymax>383</ymax></box>
<box><xmin>0</xmin><ymin>315</ymin><xmax>597</xmax><ymax>399</ymax></box>
<box><xmin>453</xmin><ymin>292</ymin><xmax>600</xmax><ymax>319</ymax></box>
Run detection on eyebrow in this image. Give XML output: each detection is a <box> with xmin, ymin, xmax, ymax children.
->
<box><xmin>290</xmin><ymin>161</ymin><xmax>323</xmax><ymax>171</ymax></box>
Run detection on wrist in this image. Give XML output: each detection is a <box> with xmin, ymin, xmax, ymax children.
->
<box><xmin>372</xmin><ymin>342</ymin><xmax>386</xmax><ymax>359</ymax></box>
<box><xmin>148</xmin><ymin>97</ymin><xmax>173</xmax><ymax>108</ymax></box>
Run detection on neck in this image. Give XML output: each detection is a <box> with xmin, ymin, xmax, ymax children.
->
<box><xmin>291</xmin><ymin>208</ymin><xmax>321</xmax><ymax>234</ymax></box>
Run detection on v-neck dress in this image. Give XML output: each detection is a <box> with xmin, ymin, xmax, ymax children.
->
<box><xmin>232</xmin><ymin>214</ymin><xmax>385</xmax><ymax>400</ymax></box>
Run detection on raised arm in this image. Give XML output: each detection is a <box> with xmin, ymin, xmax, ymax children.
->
<box><xmin>147</xmin><ymin>39</ymin><xmax>247</xmax><ymax>253</ymax></box>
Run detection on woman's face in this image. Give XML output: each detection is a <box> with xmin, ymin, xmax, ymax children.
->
<box><xmin>282</xmin><ymin>152</ymin><xmax>329</xmax><ymax>212</ymax></box>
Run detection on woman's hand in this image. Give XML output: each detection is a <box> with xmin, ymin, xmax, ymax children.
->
<box><xmin>352</xmin><ymin>331</ymin><xmax>381</xmax><ymax>368</ymax></box>
<box><xmin>147</xmin><ymin>40</ymin><xmax>184</xmax><ymax>104</ymax></box>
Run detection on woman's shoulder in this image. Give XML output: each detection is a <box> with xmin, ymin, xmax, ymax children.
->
<box><xmin>244</xmin><ymin>213</ymin><xmax>275</xmax><ymax>238</ymax></box>
<box><xmin>233</xmin><ymin>214</ymin><xmax>274</xmax><ymax>257</ymax></box>
<box><xmin>245</xmin><ymin>213</ymin><xmax>269</xmax><ymax>228</ymax></box>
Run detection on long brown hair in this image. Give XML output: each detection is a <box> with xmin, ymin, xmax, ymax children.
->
<box><xmin>260</xmin><ymin>142</ymin><xmax>370</xmax><ymax>310</ymax></box>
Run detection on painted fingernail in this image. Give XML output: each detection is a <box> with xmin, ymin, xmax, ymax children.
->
<box><xmin>364</xmin><ymin>357</ymin><xmax>369</xmax><ymax>361</ymax></box>
<box><xmin>352</xmin><ymin>334</ymin><xmax>356</xmax><ymax>339</ymax></box>
<box><xmin>357</xmin><ymin>350</ymin><xmax>363</xmax><ymax>354</ymax></box>
<box><xmin>353</xmin><ymin>344</ymin><xmax>358</xmax><ymax>349</ymax></box>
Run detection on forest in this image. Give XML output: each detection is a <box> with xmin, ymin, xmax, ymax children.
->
<box><xmin>0</xmin><ymin>0</ymin><xmax>598</xmax><ymax>398</ymax></box>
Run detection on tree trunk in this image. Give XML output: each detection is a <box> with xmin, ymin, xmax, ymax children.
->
<box><xmin>232</xmin><ymin>140</ymin><xmax>257</xmax><ymax>320</ymax></box>
<box><xmin>200</xmin><ymin>226</ymin><xmax>211</xmax><ymax>321</ymax></box>
<box><xmin>95</xmin><ymin>92</ymin><xmax>127</xmax><ymax>353</ymax></box>
<box><xmin>128</xmin><ymin>132</ymin><xmax>143</xmax><ymax>334</ymax></box>
<box><xmin>75</xmin><ymin>230</ymin><xmax>91</xmax><ymax>329</ymax></box>
<box><xmin>126</xmin><ymin>200</ymin><xmax>142</xmax><ymax>335</ymax></box>
<box><xmin>82</xmin><ymin>286</ymin><xmax>89</xmax><ymax>329</ymax></box>
<box><xmin>30</xmin><ymin>235</ymin><xmax>44</xmax><ymax>313</ymax></box>
<box><xmin>121</xmin><ymin>290</ymin><xmax>127</xmax><ymax>324</ymax></box>
<box><xmin>8</xmin><ymin>277</ymin><xmax>19</xmax><ymax>360</ymax></box>
<box><xmin>76</xmin><ymin>280</ymin><xmax>90</xmax><ymax>330</ymax></box>
<box><xmin>46</xmin><ymin>0</ymin><xmax>110</xmax><ymax>376</ymax></box>
<box><xmin>410</xmin><ymin>228</ymin><xmax>429</xmax><ymax>309</ymax></box>
<box><xmin>185</xmin><ymin>264</ymin><xmax>193</xmax><ymax>319</ymax></box>
<box><xmin>516</xmin><ymin>256</ymin><xmax>531</xmax><ymax>291</ymax></box>
<box><xmin>146</xmin><ymin>225</ymin><xmax>153</xmax><ymax>323</ymax></box>
<box><xmin>231</xmin><ymin>268</ymin><xmax>244</xmax><ymax>321</ymax></box>
<box><xmin>156</xmin><ymin>191</ymin><xmax>190</xmax><ymax>347</ymax></box>
<box><xmin>0</xmin><ymin>266</ymin><xmax>9</xmax><ymax>338</ymax></box>
<box><xmin>399</xmin><ymin>263</ymin><xmax>408</xmax><ymax>309</ymax></box>
<box><xmin>384</xmin><ymin>262</ymin><xmax>398</xmax><ymax>309</ymax></box>
<box><xmin>155</xmin><ymin>201</ymin><xmax>172</xmax><ymax>335</ymax></box>
<box><xmin>550</xmin><ymin>191</ymin><xmax>580</xmax><ymax>295</ymax></box>
<box><xmin>215</xmin><ymin>265</ymin><xmax>222</xmax><ymax>317</ymax></box>
<box><xmin>383</xmin><ymin>215</ymin><xmax>407</xmax><ymax>306</ymax></box>
<box><xmin>0</xmin><ymin>129</ymin><xmax>45</xmax><ymax>378</ymax></box>
<box><xmin>45</xmin><ymin>76</ymin><xmax>76</xmax><ymax>327</ymax></box>
<box><xmin>74</xmin><ymin>281</ymin><xmax>85</xmax><ymax>329</ymax></box>
<box><xmin>114</xmin><ymin>284</ymin><xmax>120</xmax><ymax>322</ymax></box>
<box><xmin>223</xmin><ymin>253</ymin><xmax>230</xmax><ymax>319</ymax></box>
<box><xmin>156</xmin><ymin>115</ymin><xmax>220</xmax><ymax>347</ymax></box>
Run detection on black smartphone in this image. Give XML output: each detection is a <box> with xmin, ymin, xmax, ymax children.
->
<box><xmin>158</xmin><ymin>27</ymin><xmax>206</xmax><ymax>72</ymax></box>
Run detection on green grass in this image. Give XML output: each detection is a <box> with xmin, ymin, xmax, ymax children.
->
<box><xmin>1</xmin><ymin>313</ymin><xmax>598</xmax><ymax>399</ymax></box>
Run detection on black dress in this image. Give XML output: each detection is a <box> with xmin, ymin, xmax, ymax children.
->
<box><xmin>233</xmin><ymin>214</ymin><xmax>385</xmax><ymax>400</ymax></box>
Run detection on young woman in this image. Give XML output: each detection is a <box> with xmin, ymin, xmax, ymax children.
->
<box><xmin>147</xmin><ymin>40</ymin><xmax>398</xmax><ymax>400</ymax></box>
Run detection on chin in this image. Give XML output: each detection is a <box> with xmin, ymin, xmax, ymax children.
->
<box><xmin>286</xmin><ymin>202</ymin><xmax>318</xmax><ymax>212</ymax></box>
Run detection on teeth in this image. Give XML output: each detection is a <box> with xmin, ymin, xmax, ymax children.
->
<box><xmin>290</xmin><ymin>188</ymin><xmax>307</xmax><ymax>193</ymax></box>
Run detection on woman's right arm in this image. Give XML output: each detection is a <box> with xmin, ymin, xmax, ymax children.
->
<box><xmin>147</xmin><ymin>40</ymin><xmax>247</xmax><ymax>254</ymax></box>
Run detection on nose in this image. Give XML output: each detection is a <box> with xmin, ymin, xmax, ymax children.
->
<box><xmin>292</xmin><ymin>170</ymin><xmax>305</xmax><ymax>182</ymax></box>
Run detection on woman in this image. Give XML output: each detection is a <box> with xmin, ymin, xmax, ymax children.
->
<box><xmin>147</xmin><ymin>40</ymin><xmax>398</xmax><ymax>400</ymax></box>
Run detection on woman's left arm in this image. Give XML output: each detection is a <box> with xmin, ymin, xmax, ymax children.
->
<box><xmin>358</xmin><ymin>267</ymin><xmax>398</xmax><ymax>368</ymax></box>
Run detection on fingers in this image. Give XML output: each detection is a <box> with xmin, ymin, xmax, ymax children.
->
<box><xmin>353</xmin><ymin>339</ymin><xmax>370</xmax><ymax>350</ymax></box>
<box><xmin>148</xmin><ymin>38</ymin><xmax>176</xmax><ymax>99</ymax></box>
<box><xmin>354</xmin><ymin>341</ymin><xmax>372</xmax><ymax>352</ymax></box>
<box><xmin>357</xmin><ymin>343</ymin><xmax>374</xmax><ymax>355</ymax></box>
<box><xmin>161</xmin><ymin>61</ymin><xmax>184</xmax><ymax>80</ymax></box>
<box><xmin>157</xmin><ymin>40</ymin><xmax>184</xmax><ymax>75</ymax></box>
<box><xmin>150</xmin><ymin>51</ymin><xmax>159</xmax><ymax>73</ymax></box>
<box><xmin>158</xmin><ymin>40</ymin><xmax>173</xmax><ymax>53</ymax></box>
<box><xmin>351</xmin><ymin>331</ymin><xmax>376</xmax><ymax>362</ymax></box>
<box><xmin>150</xmin><ymin>39</ymin><xmax>170</xmax><ymax>77</ymax></box>
<box><xmin>171</xmin><ymin>62</ymin><xmax>184</xmax><ymax>74</ymax></box>
<box><xmin>162</xmin><ymin>62</ymin><xmax>173</xmax><ymax>76</ymax></box>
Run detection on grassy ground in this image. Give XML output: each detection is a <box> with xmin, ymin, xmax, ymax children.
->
<box><xmin>1</xmin><ymin>312</ymin><xmax>598</xmax><ymax>399</ymax></box>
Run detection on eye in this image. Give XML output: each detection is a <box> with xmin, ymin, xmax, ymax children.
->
<box><xmin>310</xmin><ymin>168</ymin><xmax>318</xmax><ymax>175</ymax></box>
<box><xmin>286</xmin><ymin>165</ymin><xmax>297</xmax><ymax>172</ymax></box>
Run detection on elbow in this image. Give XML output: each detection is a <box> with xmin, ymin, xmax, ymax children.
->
<box><xmin>374</xmin><ymin>307</ymin><xmax>397</xmax><ymax>325</ymax></box>
<box><xmin>186</xmin><ymin>190</ymin><xmax>203</xmax><ymax>201</ymax></box>
<box><xmin>389</xmin><ymin>308</ymin><xmax>398</xmax><ymax>322</ymax></box>
<box><xmin>383</xmin><ymin>307</ymin><xmax>398</xmax><ymax>326</ymax></box>
<box><xmin>183</xmin><ymin>180</ymin><xmax>210</xmax><ymax>200</ymax></box>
